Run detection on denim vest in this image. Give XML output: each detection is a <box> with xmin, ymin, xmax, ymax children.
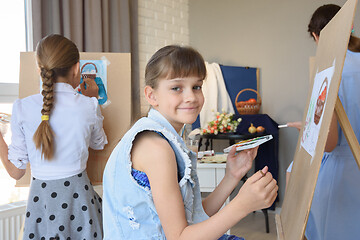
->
<box><xmin>103</xmin><ymin>108</ymin><xmax>209</xmax><ymax>239</ymax></box>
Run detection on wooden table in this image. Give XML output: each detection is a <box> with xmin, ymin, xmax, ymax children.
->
<box><xmin>198</xmin><ymin>132</ymin><xmax>265</xmax><ymax>151</ymax></box>
<box><xmin>197</xmin><ymin>162</ymin><xmax>227</xmax><ymax>193</ymax></box>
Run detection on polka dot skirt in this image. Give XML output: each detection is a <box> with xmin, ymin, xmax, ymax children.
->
<box><xmin>23</xmin><ymin>171</ymin><xmax>102</xmax><ymax>239</ymax></box>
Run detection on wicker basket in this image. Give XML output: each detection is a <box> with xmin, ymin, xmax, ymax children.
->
<box><xmin>235</xmin><ymin>88</ymin><xmax>261</xmax><ymax>115</ymax></box>
<box><xmin>81</xmin><ymin>62</ymin><xmax>98</xmax><ymax>79</ymax></box>
<box><xmin>314</xmin><ymin>78</ymin><xmax>328</xmax><ymax>125</ymax></box>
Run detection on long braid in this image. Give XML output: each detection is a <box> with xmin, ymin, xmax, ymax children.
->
<box><xmin>33</xmin><ymin>68</ymin><xmax>55</xmax><ymax>159</ymax></box>
<box><xmin>40</xmin><ymin>68</ymin><xmax>55</xmax><ymax>114</ymax></box>
<box><xmin>32</xmin><ymin>34</ymin><xmax>79</xmax><ymax>160</ymax></box>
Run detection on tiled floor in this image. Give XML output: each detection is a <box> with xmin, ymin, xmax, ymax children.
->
<box><xmin>231</xmin><ymin>211</ymin><xmax>277</xmax><ymax>240</ymax></box>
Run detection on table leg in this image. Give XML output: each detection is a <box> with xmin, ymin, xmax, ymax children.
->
<box><xmin>262</xmin><ymin>209</ymin><xmax>270</xmax><ymax>233</ymax></box>
<box><xmin>205</xmin><ymin>139</ymin><xmax>210</xmax><ymax>151</ymax></box>
<box><xmin>198</xmin><ymin>138</ymin><xmax>203</xmax><ymax>151</ymax></box>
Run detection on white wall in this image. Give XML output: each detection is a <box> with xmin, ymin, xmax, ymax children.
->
<box><xmin>189</xmin><ymin>0</ymin><xmax>360</xmax><ymax>206</ymax></box>
<box><xmin>138</xmin><ymin>0</ymin><xmax>189</xmax><ymax>115</ymax></box>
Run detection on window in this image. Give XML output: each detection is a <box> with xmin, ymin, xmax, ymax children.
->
<box><xmin>0</xmin><ymin>0</ymin><xmax>26</xmax><ymax>84</ymax></box>
<box><xmin>0</xmin><ymin>0</ymin><xmax>29</xmax><ymax>205</ymax></box>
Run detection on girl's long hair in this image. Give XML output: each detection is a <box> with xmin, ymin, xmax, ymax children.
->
<box><xmin>33</xmin><ymin>34</ymin><xmax>79</xmax><ymax>160</ymax></box>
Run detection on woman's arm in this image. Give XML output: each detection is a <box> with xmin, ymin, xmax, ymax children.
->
<box><xmin>88</xmin><ymin>99</ymin><xmax>108</xmax><ymax>150</ymax></box>
<box><xmin>0</xmin><ymin>134</ymin><xmax>25</xmax><ymax>180</ymax></box>
<box><xmin>287</xmin><ymin>121</ymin><xmax>302</xmax><ymax>131</ymax></box>
<box><xmin>287</xmin><ymin>114</ymin><xmax>338</xmax><ymax>152</ymax></box>
<box><xmin>202</xmin><ymin>146</ymin><xmax>258</xmax><ymax>216</ymax></box>
<box><xmin>132</xmin><ymin>133</ymin><xmax>276</xmax><ymax>240</ymax></box>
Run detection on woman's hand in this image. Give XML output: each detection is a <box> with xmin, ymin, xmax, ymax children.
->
<box><xmin>234</xmin><ymin>166</ymin><xmax>278</xmax><ymax>213</ymax></box>
<box><xmin>225</xmin><ymin>146</ymin><xmax>258</xmax><ymax>181</ymax></box>
<box><xmin>287</xmin><ymin>121</ymin><xmax>302</xmax><ymax>131</ymax></box>
<box><xmin>81</xmin><ymin>78</ymin><xmax>99</xmax><ymax>98</ymax></box>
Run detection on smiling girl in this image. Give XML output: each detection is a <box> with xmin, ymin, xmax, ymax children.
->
<box><xmin>102</xmin><ymin>45</ymin><xmax>278</xmax><ymax>240</ymax></box>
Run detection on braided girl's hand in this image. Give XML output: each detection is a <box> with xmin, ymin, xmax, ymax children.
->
<box><xmin>81</xmin><ymin>78</ymin><xmax>99</xmax><ymax>98</ymax></box>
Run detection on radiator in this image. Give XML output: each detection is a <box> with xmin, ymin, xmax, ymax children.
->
<box><xmin>0</xmin><ymin>201</ymin><xmax>26</xmax><ymax>240</ymax></box>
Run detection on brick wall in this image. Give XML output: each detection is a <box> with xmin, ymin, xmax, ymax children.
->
<box><xmin>138</xmin><ymin>0</ymin><xmax>189</xmax><ymax>115</ymax></box>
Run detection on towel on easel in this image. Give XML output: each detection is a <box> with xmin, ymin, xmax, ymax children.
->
<box><xmin>200</xmin><ymin>62</ymin><xmax>234</xmax><ymax>128</ymax></box>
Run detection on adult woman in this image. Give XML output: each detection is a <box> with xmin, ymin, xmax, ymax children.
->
<box><xmin>287</xmin><ymin>4</ymin><xmax>360</xmax><ymax>240</ymax></box>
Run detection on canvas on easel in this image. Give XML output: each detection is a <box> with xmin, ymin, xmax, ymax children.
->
<box><xmin>16</xmin><ymin>52</ymin><xmax>131</xmax><ymax>186</ymax></box>
<box><xmin>276</xmin><ymin>0</ymin><xmax>359</xmax><ymax>239</ymax></box>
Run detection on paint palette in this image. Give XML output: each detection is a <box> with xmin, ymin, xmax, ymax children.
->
<box><xmin>223</xmin><ymin>135</ymin><xmax>273</xmax><ymax>153</ymax></box>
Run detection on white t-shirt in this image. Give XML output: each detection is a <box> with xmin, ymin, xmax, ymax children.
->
<box><xmin>8</xmin><ymin>83</ymin><xmax>107</xmax><ymax>180</ymax></box>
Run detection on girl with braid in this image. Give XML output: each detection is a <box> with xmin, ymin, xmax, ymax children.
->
<box><xmin>0</xmin><ymin>34</ymin><xmax>107</xmax><ymax>239</ymax></box>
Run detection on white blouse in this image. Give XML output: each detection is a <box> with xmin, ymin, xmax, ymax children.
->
<box><xmin>8</xmin><ymin>83</ymin><xmax>108</xmax><ymax>180</ymax></box>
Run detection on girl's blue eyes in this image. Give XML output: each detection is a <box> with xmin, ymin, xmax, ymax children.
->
<box><xmin>171</xmin><ymin>87</ymin><xmax>181</xmax><ymax>91</ymax></box>
<box><xmin>171</xmin><ymin>86</ymin><xmax>202</xmax><ymax>91</ymax></box>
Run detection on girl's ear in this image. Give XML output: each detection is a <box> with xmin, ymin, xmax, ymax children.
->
<box><xmin>144</xmin><ymin>85</ymin><xmax>158</xmax><ymax>107</ymax></box>
<box><xmin>68</xmin><ymin>62</ymin><xmax>81</xmax><ymax>88</ymax></box>
<box><xmin>73</xmin><ymin>62</ymin><xmax>80</xmax><ymax>77</ymax></box>
<box><xmin>69</xmin><ymin>62</ymin><xmax>80</xmax><ymax>79</ymax></box>
<box><xmin>312</xmin><ymin>32</ymin><xmax>320</xmax><ymax>43</ymax></box>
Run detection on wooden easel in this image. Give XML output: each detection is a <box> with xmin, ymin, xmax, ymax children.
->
<box><xmin>335</xmin><ymin>96</ymin><xmax>360</xmax><ymax>168</ymax></box>
<box><xmin>276</xmin><ymin>0</ymin><xmax>360</xmax><ymax>239</ymax></box>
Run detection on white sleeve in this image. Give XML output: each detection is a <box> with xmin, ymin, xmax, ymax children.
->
<box><xmin>8</xmin><ymin>100</ymin><xmax>29</xmax><ymax>169</ymax></box>
<box><xmin>89</xmin><ymin>98</ymin><xmax>108</xmax><ymax>150</ymax></box>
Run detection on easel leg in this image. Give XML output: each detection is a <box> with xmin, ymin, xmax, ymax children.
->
<box><xmin>335</xmin><ymin>96</ymin><xmax>360</xmax><ymax>169</ymax></box>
